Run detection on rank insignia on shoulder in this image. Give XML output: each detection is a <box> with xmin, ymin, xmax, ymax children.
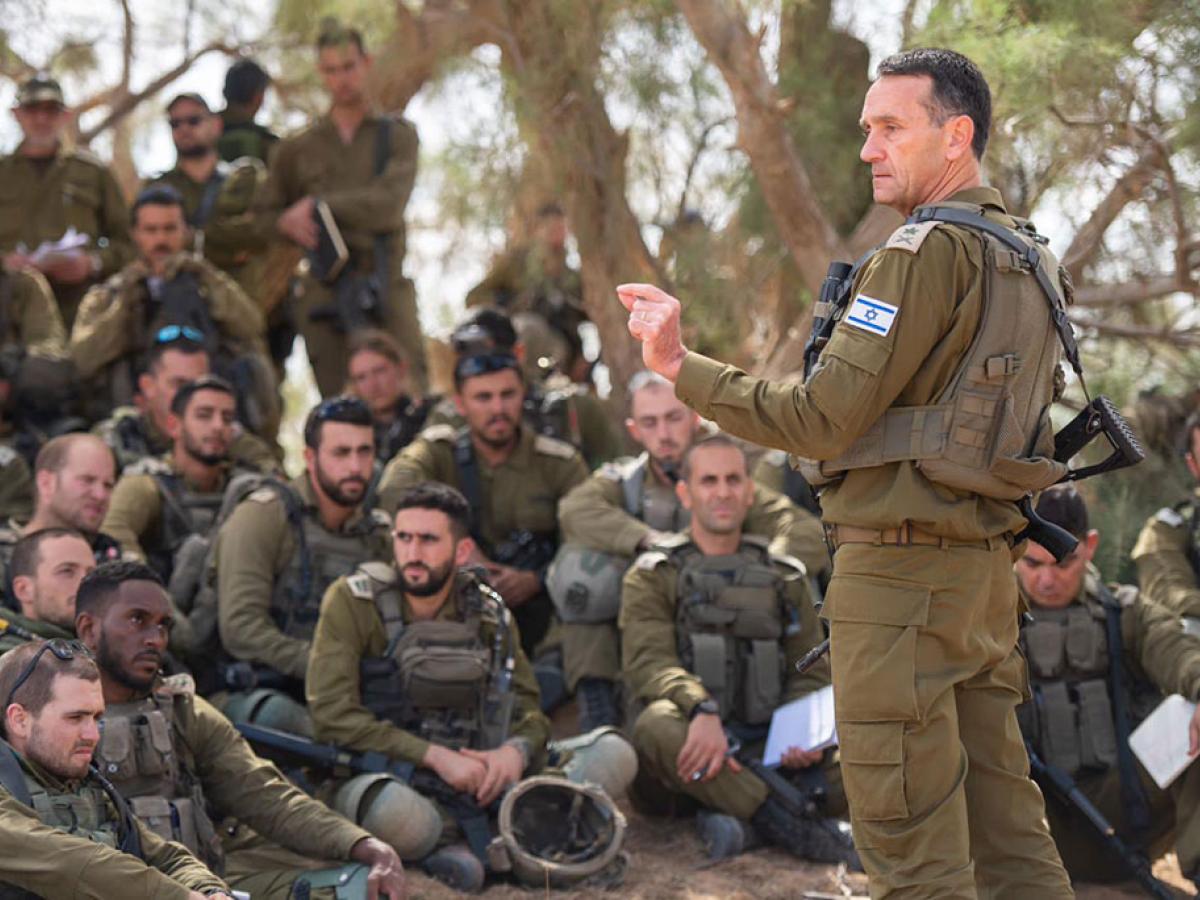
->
<box><xmin>846</xmin><ymin>294</ymin><xmax>899</xmax><ymax>337</ymax></box>
<box><xmin>885</xmin><ymin>219</ymin><xmax>938</xmax><ymax>252</ymax></box>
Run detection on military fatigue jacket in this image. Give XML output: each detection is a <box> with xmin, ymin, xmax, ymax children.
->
<box><xmin>1133</xmin><ymin>489</ymin><xmax>1200</xmax><ymax>618</ymax></box>
<box><xmin>70</xmin><ymin>253</ymin><xmax>267</xmax><ymax>382</ymax></box>
<box><xmin>94</xmin><ymin>406</ymin><xmax>280</xmax><ymax>476</ymax></box>
<box><xmin>675</xmin><ymin>187</ymin><xmax>1029</xmax><ymax>542</ymax></box>
<box><xmin>0</xmin><ymin>751</ymin><xmax>227</xmax><ymax>898</ymax></box>
<box><xmin>214</xmin><ymin>475</ymin><xmax>392</xmax><ymax>680</ymax></box>
<box><xmin>0</xmin><ymin>265</ymin><xmax>67</xmax><ymax>356</ymax></box>
<box><xmin>0</xmin><ymin>610</ymin><xmax>71</xmax><ymax>656</ymax></box>
<box><xmin>308</xmin><ymin>568</ymin><xmax>549</xmax><ymax>770</ymax></box>
<box><xmin>619</xmin><ymin>530</ymin><xmax>829</xmax><ymax>717</ymax></box>
<box><xmin>218</xmin><ymin>111</ymin><xmax>278</xmax><ymax>165</ymax></box>
<box><xmin>559</xmin><ymin>455</ymin><xmax>829</xmax><ymax>576</ymax></box>
<box><xmin>376</xmin><ymin>424</ymin><xmax>588</xmax><ymax>552</ymax></box>
<box><xmin>255</xmin><ymin>112</ymin><xmax>418</xmax><ymax>268</ymax></box>
<box><xmin>0</xmin><ymin>450</ymin><xmax>32</xmax><ymax>524</ymax></box>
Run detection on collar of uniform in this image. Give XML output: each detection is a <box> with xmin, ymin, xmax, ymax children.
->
<box><xmin>943</xmin><ymin>185</ymin><xmax>1007</xmax><ymax>214</ymax></box>
<box><xmin>167</xmin><ymin>454</ymin><xmax>234</xmax><ymax>493</ymax></box>
<box><xmin>16</xmin><ymin>141</ymin><xmax>66</xmax><ymax>166</ymax></box>
<box><xmin>474</xmin><ymin>425</ymin><xmax>540</xmax><ymax>471</ymax></box>
<box><xmin>400</xmin><ymin>570</ymin><xmax>475</xmax><ymax>624</ymax></box>
<box><xmin>0</xmin><ymin>609</ymin><xmax>73</xmax><ymax>642</ymax></box>
<box><xmin>14</xmin><ymin>746</ymin><xmax>87</xmax><ymax>793</ymax></box>
<box><xmin>316</xmin><ymin>109</ymin><xmax>387</xmax><ymax>138</ymax></box>
<box><xmin>292</xmin><ymin>472</ymin><xmax>371</xmax><ymax>532</ymax></box>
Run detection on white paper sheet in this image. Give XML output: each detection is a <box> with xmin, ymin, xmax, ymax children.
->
<box><xmin>1129</xmin><ymin>693</ymin><xmax>1198</xmax><ymax>790</ymax></box>
<box><xmin>763</xmin><ymin>684</ymin><xmax>838</xmax><ymax>766</ymax></box>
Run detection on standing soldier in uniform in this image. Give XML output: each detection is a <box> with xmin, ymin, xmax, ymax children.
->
<box><xmin>1018</xmin><ymin>485</ymin><xmax>1200</xmax><ymax>888</ymax></box>
<box><xmin>555</xmin><ymin>370</ymin><xmax>828</xmax><ymax>732</ymax></box>
<box><xmin>0</xmin><ymin>528</ymin><xmax>95</xmax><ymax>654</ymax></box>
<box><xmin>0</xmin><ymin>75</ymin><xmax>132</xmax><ymax>329</ymax></box>
<box><xmin>377</xmin><ymin>349</ymin><xmax>588</xmax><ymax>708</ymax></box>
<box><xmin>308</xmin><ymin>482</ymin><xmax>634</xmax><ymax>891</ymax></box>
<box><xmin>218</xmin><ymin>59</ymin><xmax>279</xmax><ymax>165</ymax></box>
<box><xmin>621</xmin><ymin>436</ymin><xmax>855</xmax><ymax>865</ymax></box>
<box><xmin>143</xmin><ymin>93</ymin><xmax>267</xmax><ymax>293</ymax></box>
<box><xmin>74</xmin><ymin>561</ymin><xmax>406</xmax><ymax>900</ymax></box>
<box><xmin>210</xmin><ymin>396</ymin><xmax>391</xmax><ymax>732</ymax></box>
<box><xmin>619</xmin><ymin>48</ymin><xmax>1075</xmax><ymax>895</ymax></box>
<box><xmin>0</xmin><ymin>639</ymin><xmax>233</xmax><ymax>898</ymax></box>
<box><xmin>255</xmin><ymin>21</ymin><xmax>427</xmax><ymax>395</ymax></box>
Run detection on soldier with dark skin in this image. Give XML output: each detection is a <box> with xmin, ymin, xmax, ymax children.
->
<box><xmin>0</xmin><ymin>640</ymin><xmax>233</xmax><ymax>898</ymax></box>
<box><xmin>556</xmin><ymin>370</ymin><xmax>828</xmax><ymax>731</ymax></box>
<box><xmin>210</xmin><ymin>396</ymin><xmax>391</xmax><ymax>730</ymax></box>
<box><xmin>621</xmin><ymin>436</ymin><xmax>853</xmax><ymax>864</ymax></box>
<box><xmin>346</xmin><ymin>329</ymin><xmax>437</xmax><ymax>465</ymax></box>
<box><xmin>0</xmin><ymin>528</ymin><xmax>95</xmax><ymax>655</ymax></box>
<box><xmin>1017</xmin><ymin>486</ymin><xmax>1200</xmax><ymax>887</ymax></box>
<box><xmin>307</xmin><ymin>483</ymin><xmax>634</xmax><ymax>891</ymax></box>
<box><xmin>0</xmin><ymin>75</ymin><xmax>132</xmax><ymax>329</ymax></box>
<box><xmin>142</xmin><ymin>93</ymin><xmax>266</xmax><ymax>288</ymax></box>
<box><xmin>618</xmin><ymin>49</ymin><xmax>1074</xmax><ymax>896</ymax></box>
<box><xmin>74</xmin><ymin>561</ymin><xmax>406</xmax><ymax>900</ymax></box>
<box><xmin>255</xmin><ymin>23</ymin><xmax>426</xmax><ymax>395</ymax></box>
<box><xmin>218</xmin><ymin>59</ymin><xmax>279</xmax><ymax>165</ymax></box>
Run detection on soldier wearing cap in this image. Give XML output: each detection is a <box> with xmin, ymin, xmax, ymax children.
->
<box><xmin>142</xmin><ymin>93</ymin><xmax>267</xmax><ymax>294</ymax></box>
<box><xmin>0</xmin><ymin>74</ymin><xmax>132</xmax><ymax>329</ymax></box>
<box><xmin>218</xmin><ymin>60</ymin><xmax>279</xmax><ymax>166</ymax></box>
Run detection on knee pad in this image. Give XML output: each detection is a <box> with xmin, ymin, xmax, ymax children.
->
<box><xmin>221</xmin><ymin>689</ymin><xmax>312</xmax><ymax>737</ymax></box>
<box><xmin>332</xmin><ymin>773</ymin><xmax>441</xmax><ymax>861</ymax></box>
<box><xmin>561</xmin><ymin>727</ymin><xmax>639</xmax><ymax>800</ymax></box>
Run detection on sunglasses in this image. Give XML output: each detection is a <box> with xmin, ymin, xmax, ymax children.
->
<box><xmin>454</xmin><ymin>353</ymin><xmax>519</xmax><ymax>383</ymax></box>
<box><xmin>4</xmin><ymin>639</ymin><xmax>92</xmax><ymax>712</ymax></box>
<box><xmin>168</xmin><ymin>115</ymin><xmax>205</xmax><ymax>129</ymax></box>
<box><xmin>155</xmin><ymin>325</ymin><xmax>205</xmax><ymax>345</ymax></box>
<box><xmin>311</xmin><ymin>395</ymin><xmax>370</xmax><ymax>423</ymax></box>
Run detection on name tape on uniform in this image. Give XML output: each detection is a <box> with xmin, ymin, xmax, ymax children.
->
<box><xmin>846</xmin><ymin>294</ymin><xmax>899</xmax><ymax>337</ymax></box>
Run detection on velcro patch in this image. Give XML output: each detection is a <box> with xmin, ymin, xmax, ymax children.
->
<box><xmin>846</xmin><ymin>295</ymin><xmax>899</xmax><ymax>337</ymax></box>
<box><xmin>885</xmin><ymin>220</ymin><xmax>938</xmax><ymax>252</ymax></box>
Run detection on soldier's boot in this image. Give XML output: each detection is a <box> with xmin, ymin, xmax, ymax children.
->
<box><xmin>750</xmin><ymin>794</ymin><xmax>862</xmax><ymax>869</ymax></box>
<box><xmin>576</xmin><ymin>677</ymin><xmax>621</xmax><ymax>732</ymax></box>
<box><xmin>695</xmin><ymin>809</ymin><xmax>760</xmax><ymax>861</ymax></box>
<box><xmin>420</xmin><ymin>843</ymin><xmax>485</xmax><ymax>894</ymax></box>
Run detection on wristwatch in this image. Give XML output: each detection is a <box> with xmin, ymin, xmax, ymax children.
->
<box><xmin>689</xmin><ymin>698</ymin><xmax>720</xmax><ymax>719</ymax></box>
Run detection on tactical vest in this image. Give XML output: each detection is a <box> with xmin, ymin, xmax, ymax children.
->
<box><xmin>356</xmin><ymin>565</ymin><xmax>516</xmax><ymax>752</ymax></box>
<box><xmin>618</xmin><ymin>454</ymin><xmax>687</xmax><ymax>533</ymax></box>
<box><xmin>128</xmin><ymin>459</ymin><xmax>227</xmax><ymax>581</ymax></box>
<box><xmin>93</xmin><ymin>688</ymin><xmax>224</xmax><ymax>871</ymax></box>
<box><xmin>799</xmin><ymin>201</ymin><xmax>1071</xmax><ymax>500</ymax></box>
<box><xmin>668</xmin><ymin>536</ymin><xmax>801</xmax><ymax>726</ymax></box>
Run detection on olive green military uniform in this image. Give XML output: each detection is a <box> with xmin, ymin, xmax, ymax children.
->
<box><xmin>556</xmin><ymin>453</ymin><xmax>829</xmax><ymax>691</ymax></box>
<box><xmin>753</xmin><ymin>448</ymin><xmax>822</xmax><ymax>517</ymax></box>
<box><xmin>70</xmin><ymin>252</ymin><xmax>276</xmax><ymax>429</ymax></box>
<box><xmin>93</xmin><ymin>405</ymin><xmax>280</xmax><ymax>476</ymax></box>
<box><xmin>0</xmin><ymin>449</ymin><xmax>33</xmax><ymax>524</ymax></box>
<box><xmin>620</xmin><ymin>531</ymin><xmax>841</xmax><ymax>820</ymax></box>
<box><xmin>142</xmin><ymin>160</ymin><xmax>267</xmax><ymax>292</ymax></box>
<box><xmin>672</xmin><ymin>187</ymin><xmax>1073</xmax><ymax>897</ymax></box>
<box><xmin>93</xmin><ymin>674</ymin><xmax>372</xmax><ymax>900</ymax></box>
<box><xmin>0</xmin><ymin>610</ymin><xmax>71</xmax><ymax>656</ymax></box>
<box><xmin>424</xmin><ymin>375</ymin><xmax>620</xmax><ymax>470</ymax></box>
<box><xmin>0</xmin><ymin>746</ymin><xmax>228</xmax><ymax>898</ymax></box>
<box><xmin>213</xmin><ymin>474</ymin><xmax>392</xmax><ymax>686</ymax></box>
<box><xmin>0</xmin><ymin>143</ymin><xmax>133</xmax><ymax>328</ymax></box>
<box><xmin>218</xmin><ymin>110</ymin><xmax>278</xmax><ymax>165</ymax></box>
<box><xmin>1020</xmin><ymin>566</ymin><xmax>1200</xmax><ymax>883</ymax></box>
<box><xmin>377</xmin><ymin>424</ymin><xmax>588</xmax><ymax>654</ymax></box>
<box><xmin>1133</xmin><ymin>490</ymin><xmax>1200</xmax><ymax>618</ymax></box>
<box><xmin>255</xmin><ymin>113</ymin><xmax>426</xmax><ymax>394</ymax></box>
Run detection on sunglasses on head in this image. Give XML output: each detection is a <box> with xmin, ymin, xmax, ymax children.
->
<box><xmin>4</xmin><ymin>639</ymin><xmax>92</xmax><ymax>712</ymax></box>
<box><xmin>311</xmin><ymin>395</ymin><xmax>370</xmax><ymax>423</ymax></box>
<box><xmin>155</xmin><ymin>325</ymin><xmax>205</xmax><ymax>345</ymax></box>
<box><xmin>168</xmin><ymin>115</ymin><xmax>205</xmax><ymax>129</ymax></box>
<box><xmin>454</xmin><ymin>353</ymin><xmax>519</xmax><ymax>383</ymax></box>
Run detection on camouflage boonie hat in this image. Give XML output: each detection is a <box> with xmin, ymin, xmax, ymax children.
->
<box><xmin>17</xmin><ymin>74</ymin><xmax>64</xmax><ymax>107</ymax></box>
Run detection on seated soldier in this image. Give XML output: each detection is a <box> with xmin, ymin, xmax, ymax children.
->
<box><xmin>307</xmin><ymin>482</ymin><xmax>636</xmax><ymax>892</ymax></box>
<box><xmin>208</xmin><ymin>396</ymin><xmax>391</xmax><ymax>731</ymax></box>
<box><xmin>556</xmin><ymin>371</ymin><xmax>829</xmax><ymax>732</ymax></box>
<box><xmin>93</xmin><ymin>334</ymin><xmax>279</xmax><ymax>473</ymax></box>
<box><xmin>1016</xmin><ymin>485</ymin><xmax>1200</xmax><ymax>887</ymax></box>
<box><xmin>0</xmin><ymin>434</ymin><xmax>121</xmax><ymax>589</ymax></box>
<box><xmin>0</xmin><ymin>639</ymin><xmax>233</xmax><ymax>897</ymax></box>
<box><xmin>346</xmin><ymin>329</ymin><xmax>439</xmax><ymax>465</ymax></box>
<box><xmin>621</xmin><ymin>435</ymin><xmax>856</xmax><ymax>865</ymax></box>
<box><xmin>0</xmin><ymin>528</ymin><xmax>96</xmax><ymax>654</ymax></box>
<box><xmin>69</xmin><ymin>185</ymin><xmax>277</xmax><ymax>435</ymax></box>
<box><xmin>73</xmin><ymin>561</ymin><xmax>405</xmax><ymax>900</ymax></box>
<box><xmin>427</xmin><ymin>307</ymin><xmax>620</xmax><ymax>469</ymax></box>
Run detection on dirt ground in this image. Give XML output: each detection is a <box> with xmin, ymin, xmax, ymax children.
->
<box><xmin>400</xmin><ymin>801</ymin><xmax>1196</xmax><ymax>899</ymax></box>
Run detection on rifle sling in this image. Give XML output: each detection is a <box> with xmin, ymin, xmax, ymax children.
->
<box><xmin>452</xmin><ymin>431</ymin><xmax>488</xmax><ymax>552</ymax></box>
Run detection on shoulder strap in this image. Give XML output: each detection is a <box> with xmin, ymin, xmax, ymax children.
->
<box><xmin>0</xmin><ymin>741</ymin><xmax>31</xmax><ymax>806</ymax></box>
<box><xmin>192</xmin><ymin>168</ymin><xmax>228</xmax><ymax>229</ymax></box>
<box><xmin>372</xmin><ymin>117</ymin><xmax>392</xmax><ymax>300</ymax></box>
<box><xmin>621</xmin><ymin>455</ymin><xmax>647</xmax><ymax>518</ymax></box>
<box><xmin>152</xmin><ymin>473</ymin><xmax>198</xmax><ymax>536</ymax></box>
<box><xmin>452</xmin><ymin>431</ymin><xmax>487</xmax><ymax>550</ymax></box>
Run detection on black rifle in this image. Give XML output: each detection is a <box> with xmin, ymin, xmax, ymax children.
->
<box><xmin>492</xmin><ymin>529</ymin><xmax>558</xmax><ymax>575</ymax></box>
<box><xmin>1026</xmin><ymin>744</ymin><xmax>1173</xmax><ymax>900</ymax></box>
<box><xmin>235</xmin><ymin>722</ymin><xmax>494</xmax><ymax>864</ymax></box>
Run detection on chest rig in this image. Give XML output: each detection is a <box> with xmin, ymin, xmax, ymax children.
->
<box><xmin>93</xmin><ymin>688</ymin><xmax>224</xmax><ymax>871</ymax></box>
<box><xmin>669</xmin><ymin>536</ymin><xmax>801</xmax><ymax>726</ymax></box>
<box><xmin>356</xmin><ymin>566</ymin><xmax>517</xmax><ymax>751</ymax></box>
<box><xmin>128</xmin><ymin>459</ymin><xmax>226</xmax><ymax>580</ymax></box>
<box><xmin>799</xmin><ymin>201</ymin><xmax>1076</xmax><ymax>500</ymax></box>
<box><xmin>618</xmin><ymin>454</ymin><xmax>687</xmax><ymax>533</ymax></box>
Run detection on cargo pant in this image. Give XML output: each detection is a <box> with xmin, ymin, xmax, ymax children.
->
<box><xmin>823</xmin><ymin>541</ymin><xmax>1073</xmax><ymax>899</ymax></box>
<box><xmin>561</xmin><ymin>621</ymin><xmax>622</xmax><ymax>691</ymax></box>
<box><xmin>294</xmin><ymin>270</ymin><xmax>426</xmax><ymax>397</ymax></box>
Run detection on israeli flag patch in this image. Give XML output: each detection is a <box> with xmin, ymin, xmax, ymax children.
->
<box><xmin>846</xmin><ymin>294</ymin><xmax>899</xmax><ymax>337</ymax></box>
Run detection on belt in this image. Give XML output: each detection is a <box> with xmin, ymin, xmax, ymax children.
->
<box><xmin>824</xmin><ymin>521</ymin><xmax>1007</xmax><ymax>551</ymax></box>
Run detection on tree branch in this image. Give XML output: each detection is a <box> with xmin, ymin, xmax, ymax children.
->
<box><xmin>1072</xmin><ymin>318</ymin><xmax>1200</xmax><ymax>348</ymax></box>
<box><xmin>1072</xmin><ymin>275</ymin><xmax>1196</xmax><ymax>308</ymax></box>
